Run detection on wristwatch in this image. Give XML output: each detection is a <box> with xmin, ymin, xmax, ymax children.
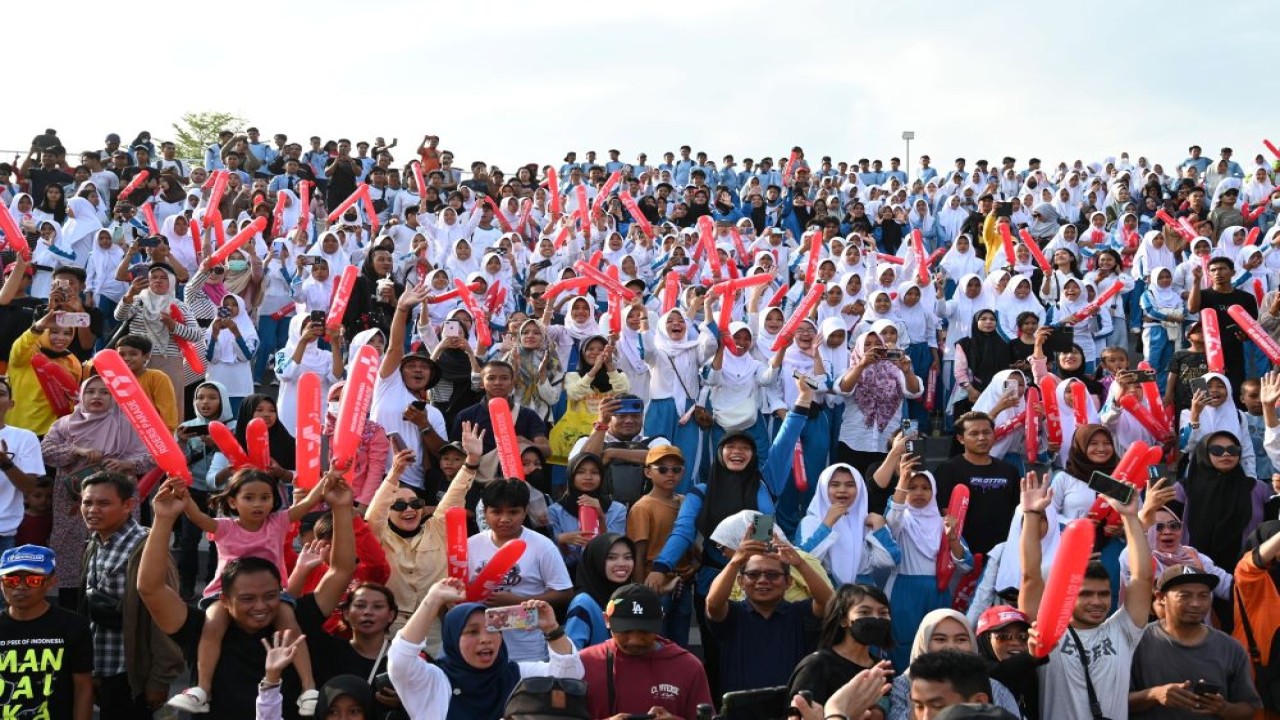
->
<box><xmin>543</xmin><ymin>625</ymin><xmax>566</xmax><ymax>642</ymax></box>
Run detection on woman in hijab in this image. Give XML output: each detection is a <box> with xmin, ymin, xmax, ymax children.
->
<box><xmin>885</xmin><ymin>609</ymin><xmax>1022</xmax><ymax>720</ymax></box>
<box><xmin>1176</xmin><ymin>431</ymin><xmax>1271</xmax><ymax>571</ymax></box>
<box><xmin>549</xmin><ymin>335</ymin><xmax>627</xmax><ymax>465</ymax></box>
<box><xmin>939</xmin><ymin>235</ymin><xmax>985</xmax><ymax>289</ymax></box>
<box><xmin>1027</xmin><ymin>202</ymin><xmax>1061</xmax><ymax>243</ymax></box>
<box><xmin>59</xmin><ymin>196</ymin><xmax>103</xmax><ymax>271</ymax></box>
<box><xmin>836</xmin><ymin>329</ymin><xmax>921</xmax><ymax>473</ymax></box>
<box><xmin>706</xmin><ymin>321</ymin><xmax>771</xmax><ymax>458</ymax></box>
<box><xmin>1179</xmin><ymin>373</ymin><xmax>1257</xmax><ymax>478</ymax></box>
<box><xmin>274</xmin><ymin>315</ymin><xmax>342</xmax><ymax>436</ymax></box>
<box><xmin>564</xmin><ymin>533</ymin><xmax>636</xmax><ymax>649</ymax></box>
<box><xmin>113</xmin><ymin>263</ymin><xmax>205</xmax><ymax>398</ymax></box>
<box><xmin>7</xmin><ymin>309</ymin><xmax>82</xmax><ymax>436</ymax></box>
<box><xmin>1050</xmin><ymin>424</ymin><xmax>1118</xmax><ymax>521</ymax></box>
<box><xmin>506</xmin><ymin>319</ymin><xmax>563</xmax><ymax>425</ymax></box>
<box><xmin>1119</xmin><ymin>503</ymin><xmax>1231</xmax><ymax>600</ymax></box>
<box><xmin>427</xmin><ymin>308</ymin><xmax>485</xmax><ymax>427</ymax></box>
<box><xmin>796</xmin><ymin>464</ymin><xmax>897</xmax><ymax>586</ymax></box>
<box><xmin>1140</xmin><ymin>267</ymin><xmax>1185</xmax><ymax>384</ymax></box>
<box><xmin>159</xmin><ymin>213</ymin><xmax>199</xmax><ymax>278</ymax></box>
<box><xmin>995</xmin><ymin>275</ymin><xmax>1045</xmax><ymax>341</ymax></box>
<box><xmin>893</xmin><ymin>282</ymin><xmax>939</xmax><ymax>432</ymax></box>
<box><xmin>205</xmin><ymin>293</ymin><xmax>258</xmax><ymax>410</ymax></box>
<box><xmin>642</xmin><ymin>307</ymin><xmax>716</xmax><ymax>488</ymax></box>
<box><xmin>342</xmin><ymin>245</ymin><xmax>402</xmax><ymax>339</ymax></box>
<box><xmin>175</xmin><ymin>380</ymin><xmax>232</xmax><ymax>597</ymax></box>
<box><xmin>969</xmin><ymin>496</ymin><xmax>1062</xmax><ymax>625</ymax></box>
<box><xmin>951</xmin><ymin>306</ymin><xmax>1009</xmax><ymax>413</ymax></box>
<box><xmin>387</xmin><ymin>578</ymin><xmax>584</xmax><ymax>720</ymax></box>
<box><xmin>548</xmin><ymin>453</ymin><xmax>627</xmax><ymax>572</ymax></box>
<box><xmin>40</xmin><ymin>376</ymin><xmax>153</xmax><ymax>607</ymax></box>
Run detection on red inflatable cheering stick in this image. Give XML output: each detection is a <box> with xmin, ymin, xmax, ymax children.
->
<box><xmin>1200</xmin><ymin>309</ymin><xmax>1225</xmax><ymax>373</ymax></box>
<box><xmin>936</xmin><ymin>485</ymin><xmax>970</xmax><ymax>591</ymax></box>
<box><xmin>770</xmin><ymin>284</ymin><xmax>825</xmax><ymax>352</ymax></box>
<box><xmin>455</xmin><ymin>279</ymin><xmax>492</xmax><ymax>347</ymax></box>
<box><xmin>246</xmin><ymin>417</ymin><xmax>271</xmax><ymax>470</ymax></box>
<box><xmin>208</xmin><ymin>421</ymin><xmax>251</xmax><ymax>469</ymax></box>
<box><xmin>466</xmin><ymin>540</ymin><xmax>526</xmax><ymax>602</ymax></box>
<box><xmin>1038</xmin><ymin>376</ymin><xmax>1063</xmax><ymax>446</ymax></box>
<box><xmin>167</xmin><ymin>304</ymin><xmax>206</xmax><ymax>375</ymax></box>
<box><xmin>208</xmin><ymin>217</ymin><xmax>267</xmax><ymax>267</ymax></box>
<box><xmin>1024</xmin><ymin>387</ymin><xmax>1042</xmax><ymax>461</ymax></box>
<box><xmin>792</xmin><ymin>442</ymin><xmax>807</xmax><ymax>493</ymax></box>
<box><xmin>0</xmin><ymin>207</ymin><xmax>32</xmax><ymax>260</ymax></box>
<box><xmin>489</xmin><ymin>397</ymin><xmax>526</xmax><ymax>481</ymax></box>
<box><xmin>1019</xmin><ymin>229</ymin><xmax>1052</xmax><ymax>274</ymax></box>
<box><xmin>332</xmin><ymin>345</ymin><xmax>379</xmax><ymax>471</ymax></box>
<box><xmin>295</xmin><ymin>372</ymin><xmax>322</xmax><ymax>491</ymax></box>
<box><xmin>1228</xmin><ymin>305</ymin><xmax>1280</xmax><ymax>365</ymax></box>
<box><xmin>92</xmin><ymin>350</ymin><xmax>192</xmax><ymax>484</ymax></box>
<box><xmin>445</xmin><ymin>507</ymin><xmax>469</xmax><ymax>582</ymax></box>
<box><xmin>912</xmin><ymin>229</ymin><xmax>930</xmax><ymax>284</ymax></box>
<box><xmin>1070</xmin><ymin>380</ymin><xmax>1090</xmax><ymax>426</ymax></box>
<box><xmin>29</xmin><ymin>354</ymin><xmax>78</xmax><ymax>417</ymax></box>
<box><xmin>1033</xmin><ymin>519</ymin><xmax>1096</xmax><ymax>657</ymax></box>
<box><xmin>326</xmin><ymin>265</ymin><xmax>359</xmax><ymax>334</ymax></box>
<box><xmin>619</xmin><ymin>191</ymin><xmax>654</xmax><ymax>240</ymax></box>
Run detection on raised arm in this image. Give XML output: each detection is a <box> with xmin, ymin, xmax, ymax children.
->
<box><xmin>312</xmin><ymin>472</ymin><xmax>357</xmax><ymax>615</ymax></box>
<box><xmin>140</xmin><ymin>478</ymin><xmax>195</xmax><ymax>634</ymax></box>
<box><xmin>1017</xmin><ymin>471</ymin><xmax>1052</xmax><ymax>618</ymax></box>
<box><xmin>381</xmin><ymin>285</ymin><xmax>428</xmax><ymax>379</ymax></box>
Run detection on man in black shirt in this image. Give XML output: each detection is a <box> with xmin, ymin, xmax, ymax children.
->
<box><xmin>450</xmin><ymin>360</ymin><xmax>551</xmax><ymax>458</ymax></box>
<box><xmin>325</xmin><ymin>139</ymin><xmax>360</xmax><ymax>208</ymax></box>
<box><xmin>0</xmin><ymin>258</ymin><xmax>42</xmax><ymax>369</ymax></box>
<box><xmin>0</xmin><ymin>544</ymin><xmax>94</xmax><ymax>720</ymax></box>
<box><xmin>139</xmin><ymin>473</ymin><xmax>357</xmax><ymax>720</ymax></box>
<box><xmin>1188</xmin><ymin>255</ymin><xmax>1257</xmax><ymax>402</ymax></box>
<box><xmin>961</xmin><ymin>194</ymin><xmax>994</xmax><ymax>261</ymax></box>
<box><xmin>934</xmin><ymin>411</ymin><xmax>1021</xmax><ymax>556</ymax></box>
<box><xmin>19</xmin><ymin>148</ymin><xmax>74</xmax><ymax>199</ymax></box>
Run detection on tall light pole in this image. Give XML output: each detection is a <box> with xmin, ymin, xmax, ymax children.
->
<box><xmin>902</xmin><ymin>131</ymin><xmax>915</xmax><ymax>182</ymax></box>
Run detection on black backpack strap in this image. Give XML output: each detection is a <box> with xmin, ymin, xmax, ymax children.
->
<box><xmin>1236</xmin><ymin>583</ymin><xmax>1265</xmax><ymax>666</ymax></box>
<box><xmin>1067</xmin><ymin>627</ymin><xmax>1106</xmax><ymax>720</ymax></box>
<box><xmin>606</xmin><ymin>647</ymin><xmax>616</xmax><ymax>715</ymax></box>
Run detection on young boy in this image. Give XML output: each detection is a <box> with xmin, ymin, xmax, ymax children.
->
<box><xmin>627</xmin><ymin>446</ymin><xmax>696</xmax><ymax>647</ymax></box>
<box><xmin>1242</xmin><ymin>378</ymin><xmax>1274</xmax><ymax>480</ymax></box>
<box><xmin>1164</xmin><ymin>321</ymin><xmax>1208</xmax><ymax>430</ymax></box>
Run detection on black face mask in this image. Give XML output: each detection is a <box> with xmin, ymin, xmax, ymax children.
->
<box><xmin>848</xmin><ymin>616</ymin><xmax>892</xmax><ymax>647</ymax></box>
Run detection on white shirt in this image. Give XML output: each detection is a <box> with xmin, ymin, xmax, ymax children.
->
<box><xmin>467</xmin><ymin>528</ymin><xmax>572</xmax><ymax>662</ymax></box>
<box><xmin>371</xmin><ymin>370</ymin><xmax>447</xmax><ymax>490</ymax></box>
<box><xmin>0</xmin><ymin>425</ymin><xmax>45</xmax><ymax>535</ymax></box>
<box><xmin>1039</xmin><ymin>610</ymin><xmax>1144</xmax><ymax>720</ymax></box>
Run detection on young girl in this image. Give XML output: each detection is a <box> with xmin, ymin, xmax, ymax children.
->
<box><xmin>205</xmin><ymin>294</ymin><xmax>258</xmax><ymax>412</ymax></box>
<box><xmin>167</xmin><ymin>468</ymin><xmax>333</xmax><ymax>716</ymax></box>
<box><xmin>1140</xmin><ymin>268</ymin><xmax>1185</xmax><ymax>384</ymax></box>
<box><xmin>795</xmin><ymin>463</ymin><xmax>896</xmax><ymax>587</ymax></box>
<box><xmin>547</xmin><ymin>453</ymin><xmax>628</xmax><ymax>572</ymax></box>
<box><xmin>885</xmin><ymin>459</ymin><xmax>969</xmax><ymax>669</ymax></box>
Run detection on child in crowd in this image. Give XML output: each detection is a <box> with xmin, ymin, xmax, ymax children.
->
<box><xmin>13</xmin><ymin>477</ymin><xmax>52</xmax><ymax>547</ymax></box>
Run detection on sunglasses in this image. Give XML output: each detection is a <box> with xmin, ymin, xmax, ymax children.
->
<box><xmin>994</xmin><ymin>631</ymin><xmax>1029</xmax><ymax>643</ymax></box>
<box><xmin>740</xmin><ymin>570</ymin><xmax>786</xmax><ymax>582</ymax></box>
<box><xmin>390</xmin><ymin>498</ymin><xmax>428</xmax><ymax>512</ymax></box>
<box><xmin>649</xmin><ymin>465</ymin><xmax>685</xmax><ymax>475</ymax></box>
<box><xmin>211</xmin><ymin>267</ymin><xmax>225</xmax><ymax>275</ymax></box>
<box><xmin>1155</xmin><ymin>520</ymin><xmax>1184</xmax><ymax>533</ymax></box>
<box><xmin>1207</xmin><ymin>445</ymin><xmax>1242</xmax><ymax>457</ymax></box>
<box><xmin>1</xmin><ymin>575</ymin><xmax>47</xmax><ymax>588</ymax></box>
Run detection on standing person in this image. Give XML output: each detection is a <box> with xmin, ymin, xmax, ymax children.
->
<box><xmin>0</xmin><ymin>545</ymin><xmax>93</xmax><ymax>720</ymax></box>
<box><xmin>933</xmin><ymin>411</ymin><xmax>1022</xmax><ymax>557</ymax></box>
<box><xmin>78</xmin><ymin>472</ymin><xmax>185</xmax><ymax>719</ymax></box>
<box><xmin>579</xmin><ymin>583</ymin><xmax>713</xmax><ymax>719</ymax></box>
<box><xmin>112</xmin><ymin>263</ymin><xmax>204</xmax><ymax>407</ymax></box>
<box><xmin>1188</xmin><ymin>256</ymin><xmax>1258</xmax><ymax>401</ymax></box>
<box><xmin>624</xmin><ymin>446</ymin><xmax>695</xmax><ymax>647</ymax></box>
<box><xmin>1128</xmin><ymin>565</ymin><xmax>1261</xmax><ymax>719</ymax></box>
<box><xmin>325</xmin><ymin>140</ymin><xmax>361</xmax><ymax>209</ymax></box>
<box><xmin>1018</xmin><ymin>470</ymin><xmax>1153</xmax><ymax>720</ymax></box>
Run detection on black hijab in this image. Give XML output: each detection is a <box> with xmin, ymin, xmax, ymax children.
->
<box><xmin>313</xmin><ymin>675</ymin><xmax>373</xmax><ymax>719</ymax></box>
<box><xmin>697</xmin><ymin>432</ymin><xmax>764</xmax><ymax>538</ymax></box>
<box><xmin>575</xmin><ymin>533</ymin><xmax>634</xmax><ymax>608</ymax></box>
<box><xmin>1183</xmin><ymin>431</ymin><xmax>1255</xmax><ymax>570</ymax></box>
<box><xmin>577</xmin><ymin>335</ymin><xmax>612</xmax><ymax>394</ymax></box>
<box><xmin>956</xmin><ymin>310</ymin><xmax>1009</xmax><ymax>390</ymax></box>
<box><xmin>233</xmin><ymin>394</ymin><xmax>296</xmax><ymax>470</ymax></box>
<box><xmin>557</xmin><ymin>453</ymin><xmax>612</xmax><ymax>515</ymax></box>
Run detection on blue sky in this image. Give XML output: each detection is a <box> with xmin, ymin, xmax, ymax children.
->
<box><xmin>8</xmin><ymin>0</ymin><xmax>1278</xmax><ymax>172</ymax></box>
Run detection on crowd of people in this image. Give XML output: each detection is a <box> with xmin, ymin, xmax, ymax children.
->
<box><xmin>0</xmin><ymin>125</ymin><xmax>1279</xmax><ymax>719</ymax></box>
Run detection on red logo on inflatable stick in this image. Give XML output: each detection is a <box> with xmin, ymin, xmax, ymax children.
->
<box><xmin>1033</xmin><ymin>519</ymin><xmax>1096</xmax><ymax>657</ymax></box>
<box><xmin>332</xmin><ymin>345</ymin><xmax>379</xmax><ymax>472</ymax></box>
<box><xmin>936</xmin><ymin>485</ymin><xmax>970</xmax><ymax>591</ymax></box>
<box><xmin>92</xmin><ymin>349</ymin><xmax>191</xmax><ymax>484</ymax></box>
<box><xmin>445</xmin><ymin>507</ymin><xmax>469</xmax><ymax>583</ymax></box>
<box><xmin>295</xmin><ymin>371</ymin><xmax>322</xmax><ymax>491</ymax></box>
<box><xmin>208</xmin><ymin>421</ymin><xmax>251</xmax><ymax>469</ymax></box>
<box><xmin>1038</xmin><ymin>376</ymin><xmax>1063</xmax><ymax>446</ymax></box>
<box><xmin>29</xmin><ymin>354</ymin><xmax>77</xmax><ymax>417</ymax></box>
<box><xmin>246</xmin><ymin>417</ymin><xmax>271</xmax><ymax>470</ymax></box>
<box><xmin>489</xmin><ymin>397</ymin><xmax>525</xmax><ymax>481</ymax></box>
<box><xmin>771</xmin><ymin>284</ymin><xmax>825</xmax><ymax>352</ymax></box>
<box><xmin>466</xmin><ymin>540</ymin><xmax>526</xmax><ymax>602</ymax></box>
<box><xmin>167</xmin><ymin>304</ymin><xmax>206</xmax><ymax>375</ymax></box>
<box><xmin>326</xmin><ymin>265</ymin><xmax>359</xmax><ymax>334</ymax></box>
<box><xmin>1200</xmin><ymin>309</ymin><xmax>1224</xmax><ymax>373</ymax></box>
<box><xmin>1228</xmin><ymin>305</ymin><xmax>1280</xmax><ymax>365</ymax></box>
<box><xmin>455</xmin><ymin>279</ymin><xmax>492</xmax><ymax>347</ymax></box>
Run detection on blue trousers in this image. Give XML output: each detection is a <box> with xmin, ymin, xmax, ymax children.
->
<box><xmin>96</xmin><ymin>296</ymin><xmax>119</xmax><ymax>352</ymax></box>
<box><xmin>1142</xmin><ymin>324</ymin><xmax>1174</xmax><ymax>393</ymax></box>
<box><xmin>905</xmin><ymin>342</ymin><xmax>934</xmax><ymax>433</ymax></box>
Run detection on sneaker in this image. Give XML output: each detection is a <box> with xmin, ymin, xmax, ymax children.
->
<box><xmin>298</xmin><ymin>689</ymin><xmax>320</xmax><ymax>717</ymax></box>
<box><xmin>167</xmin><ymin>687</ymin><xmax>210</xmax><ymax>714</ymax></box>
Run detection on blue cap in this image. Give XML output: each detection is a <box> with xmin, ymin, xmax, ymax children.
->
<box><xmin>0</xmin><ymin>545</ymin><xmax>55</xmax><ymax>575</ymax></box>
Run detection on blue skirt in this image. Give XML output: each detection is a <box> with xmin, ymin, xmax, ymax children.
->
<box><xmin>889</xmin><ymin>573</ymin><xmax>952</xmax><ymax>671</ymax></box>
<box><xmin>644</xmin><ymin>397</ymin><xmax>702</xmax><ymax>494</ymax></box>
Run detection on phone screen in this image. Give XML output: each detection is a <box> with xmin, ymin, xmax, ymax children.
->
<box><xmin>1088</xmin><ymin>471</ymin><xmax>1134</xmax><ymax>505</ymax></box>
<box><xmin>750</xmin><ymin>513</ymin><xmax>775</xmax><ymax>542</ymax></box>
<box><xmin>442</xmin><ymin>320</ymin><xmax>462</xmax><ymax>338</ymax></box>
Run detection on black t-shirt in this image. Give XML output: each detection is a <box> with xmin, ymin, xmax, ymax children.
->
<box><xmin>25</xmin><ymin>168</ymin><xmax>74</xmax><ymax>199</ymax></box>
<box><xmin>326</xmin><ymin>158</ymin><xmax>359</xmax><ymax>207</ymax></box>
<box><xmin>0</xmin><ymin>605</ymin><xmax>93</xmax><ymax>720</ymax></box>
<box><xmin>450</xmin><ymin>401</ymin><xmax>549</xmax><ymax>454</ymax></box>
<box><xmin>1198</xmin><ymin>288</ymin><xmax>1257</xmax><ymax>363</ymax></box>
<box><xmin>297</xmin><ymin>595</ymin><xmax>381</xmax><ymax>685</ymax></box>
<box><xmin>787</xmin><ymin>648</ymin><xmax>872</xmax><ymax>705</ymax></box>
<box><xmin>934</xmin><ymin>455</ymin><xmax>1021</xmax><ymax>555</ymax></box>
<box><xmin>169</xmin><ymin>598</ymin><xmax>311</xmax><ymax>720</ymax></box>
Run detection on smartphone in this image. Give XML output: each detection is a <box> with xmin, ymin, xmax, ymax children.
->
<box><xmin>272</xmin><ymin>240</ymin><xmax>285</xmax><ymax>255</ymax></box>
<box><xmin>217</xmin><ymin>307</ymin><xmax>232</xmax><ymax>319</ymax></box>
<box><xmin>55</xmin><ymin>312</ymin><xmax>90</xmax><ymax>328</ymax></box>
<box><xmin>1193</xmin><ymin>681</ymin><xmax>1223</xmax><ymax>697</ymax></box>
<box><xmin>129</xmin><ymin>265</ymin><xmax>148</xmax><ymax>280</ymax></box>
<box><xmin>300</xmin><ymin>256</ymin><xmax>316</xmax><ymax>266</ymax></box>
<box><xmin>410</xmin><ymin>400</ymin><xmax>427</xmax><ymax>412</ymax></box>
<box><xmin>1087</xmin><ymin>471</ymin><xmax>1134</xmax><ymax>505</ymax></box>
<box><xmin>617</xmin><ymin>396</ymin><xmax>645</xmax><ymax>415</ymax></box>
<box><xmin>1047</xmin><ymin>325</ymin><xmax>1075</xmax><ymax>354</ymax></box>
<box><xmin>308</xmin><ymin>310</ymin><xmax>326</xmax><ymax>325</ymax></box>
<box><xmin>1190</xmin><ymin>377</ymin><xmax>1210</xmax><ymax>396</ymax></box>
<box><xmin>996</xmin><ymin>201</ymin><xmax>1013</xmax><ymax>218</ymax></box>
<box><xmin>484</xmin><ymin>605</ymin><xmax>539</xmax><ymax>632</ymax></box>
<box><xmin>387</xmin><ymin>432</ymin><xmax>407</xmax><ymax>454</ymax></box>
<box><xmin>750</xmin><ymin>512</ymin><xmax>775</xmax><ymax>543</ymax></box>
<box><xmin>187</xmin><ymin>425</ymin><xmax>211</xmax><ymax>437</ymax></box>
<box><xmin>442</xmin><ymin>320</ymin><xmax>463</xmax><ymax>338</ymax></box>
<box><xmin>1003</xmin><ymin>378</ymin><xmax>1020</xmax><ymax>397</ymax></box>
<box><xmin>1134</xmin><ymin>369</ymin><xmax>1156</xmax><ymax>384</ymax></box>
<box><xmin>372</xmin><ymin>672</ymin><xmax>396</xmax><ymax>696</ymax></box>
<box><xmin>791</xmin><ymin>369</ymin><xmax>819</xmax><ymax>390</ymax></box>
<box><xmin>138</xmin><ymin>236</ymin><xmax>160</xmax><ymax>248</ymax></box>
<box><xmin>902</xmin><ymin>418</ymin><xmax>920</xmax><ymax>454</ymax></box>
<box><xmin>885</xmin><ymin>349</ymin><xmax>904</xmax><ymax>361</ymax></box>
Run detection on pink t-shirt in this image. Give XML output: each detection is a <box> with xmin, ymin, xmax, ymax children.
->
<box><xmin>203</xmin><ymin>510</ymin><xmax>291</xmax><ymax>598</ymax></box>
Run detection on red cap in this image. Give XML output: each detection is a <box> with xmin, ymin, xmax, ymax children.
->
<box><xmin>976</xmin><ymin>605</ymin><xmax>1030</xmax><ymax>636</ymax></box>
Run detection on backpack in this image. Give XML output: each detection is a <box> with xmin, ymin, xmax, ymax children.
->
<box><xmin>603</xmin><ymin>437</ymin><xmax>661</xmax><ymax>506</ymax></box>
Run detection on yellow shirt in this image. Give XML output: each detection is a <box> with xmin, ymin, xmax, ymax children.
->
<box><xmin>7</xmin><ymin>329</ymin><xmax>82</xmax><ymax>436</ymax></box>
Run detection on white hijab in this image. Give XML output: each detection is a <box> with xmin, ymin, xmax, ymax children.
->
<box><xmin>800</xmin><ymin>463</ymin><xmax>870</xmax><ymax>585</ymax></box>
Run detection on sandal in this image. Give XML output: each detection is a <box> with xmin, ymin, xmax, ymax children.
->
<box><xmin>167</xmin><ymin>687</ymin><xmax>210</xmax><ymax>714</ymax></box>
<box><xmin>298</xmin><ymin>688</ymin><xmax>320</xmax><ymax>717</ymax></box>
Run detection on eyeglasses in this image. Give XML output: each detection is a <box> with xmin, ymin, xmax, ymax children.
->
<box><xmin>1155</xmin><ymin>521</ymin><xmax>1184</xmax><ymax>533</ymax></box>
<box><xmin>1207</xmin><ymin>445</ymin><xmax>1242</xmax><ymax>457</ymax></box>
<box><xmin>528</xmin><ymin>292</ymin><xmax>544</xmax><ymax>300</ymax></box>
<box><xmin>649</xmin><ymin>465</ymin><xmax>685</xmax><ymax>475</ymax></box>
<box><xmin>994</xmin><ymin>631</ymin><xmax>1029</xmax><ymax>643</ymax></box>
<box><xmin>1</xmin><ymin>575</ymin><xmax>47</xmax><ymax>589</ymax></box>
<box><xmin>389</xmin><ymin>498</ymin><xmax>428</xmax><ymax>512</ymax></box>
<box><xmin>211</xmin><ymin>267</ymin><xmax>225</xmax><ymax>275</ymax></box>
<box><xmin>740</xmin><ymin>570</ymin><xmax>786</xmax><ymax>582</ymax></box>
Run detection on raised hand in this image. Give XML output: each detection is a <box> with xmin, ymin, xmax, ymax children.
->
<box><xmin>1020</xmin><ymin>471</ymin><xmax>1053</xmax><ymax>513</ymax></box>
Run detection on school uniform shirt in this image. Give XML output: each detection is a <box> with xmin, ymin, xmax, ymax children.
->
<box><xmin>1038</xmin><ymin>611</ymin><xmax>1143</xmax><ymax>720</ymax></box>
<box><xmin>0</xmin><ymin>425</ymin><xmax>44</xmax><ymax>535</ymax></box>
<box><xmin>467</xmin><ymin>528</ymin><xmax>572</xmax><ymax>662</ymax></box>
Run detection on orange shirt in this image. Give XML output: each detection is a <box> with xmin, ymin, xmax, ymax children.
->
<box><xmin>1232</xmin><ymin>551</ymin><xmax>1280</xmax><ymax>719</ymax></box>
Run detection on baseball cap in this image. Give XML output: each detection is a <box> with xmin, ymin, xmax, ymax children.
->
<box><xmin>398</xmin><ymin>350</ymin><xmax>441</xmax><ymax>389</ymax></box>
<box><xmin>1157</xmin><ymin>564</ymin><xmax>1220</xmax><ymax>592</ymax></box>
<box><xmin>0</xmin><ymin>545</ymin><xmax>55</xmax><ymax>576</ymax></box>
<box><xmin>976</xmin><ymin>605</ymin><xmax>1029</xmax><ymax>636</ymax></box>
<box><xmin>604</xmin><ymin>584</ymin><xmax>663</xmax><ymax>633</ymax></box>
<box><xmin>644</xmin><ymin>445</ymin><xmax>683</xmax><ymax>466</ymax></box>
<box><xmin>439</xmin><ymin>441</ymin><xmax>467</xmax><ymax>457</ymax></box>
<box><xmin>502</xmin><ymin>677</ymin><xmax>589</xmax><ymax>719</ymax></box>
